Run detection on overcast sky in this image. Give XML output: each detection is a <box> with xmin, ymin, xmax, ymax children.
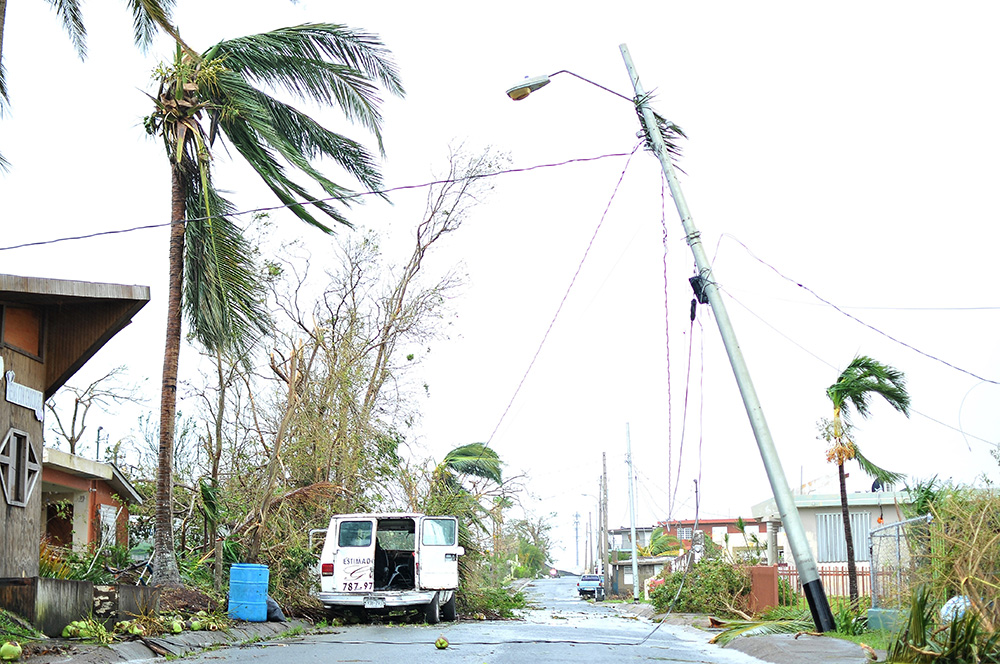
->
<box><xmin>2</xmin><ymin>1</ymin><xmax>998</xmax><ymax>570</ymax></box>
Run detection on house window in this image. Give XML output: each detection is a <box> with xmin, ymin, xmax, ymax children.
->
<box><xmin>677</xmin><ymin>527</ymin><xmax>693</xmax><ymax>540</ymax></box>
<box><xmin>817</xmin><ymin>512</ymin><xmax>871</xmax><ymax>563</ymax></box>
<box><xmin>0</xmin><ymin>429</ymin><xmax>40</xmax><ymax>507</ymax></box>
<box><xmin>2</xmin><ymin>306</ymin><xmax>43</xmax><ymax>359</ymax></box>
<box><xmin>99</xmin><ymin>505</ymin><xmax>119</xmax><ymax>546</ymax></box>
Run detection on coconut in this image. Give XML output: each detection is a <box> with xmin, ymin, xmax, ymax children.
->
<box><xmin>1</xmin><ymin>642</ymin><xmax>22</xmax><ymax>661</ymax></box>
<box><xmin>434</xmin><ymin>636</ymin><xmax>449</xmax><ymax>650</ymax></box>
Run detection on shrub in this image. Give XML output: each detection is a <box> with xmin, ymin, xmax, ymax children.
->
<box><xmin>650</xmin><ymin>558</ymin><xmax>750</xmax><ymax>616</ymax></box>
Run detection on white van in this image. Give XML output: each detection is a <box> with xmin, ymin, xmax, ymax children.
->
<box><xmin>315</xmin><ymin>512</ymin><xmax>464</xmax><ymax>624</ymax></box>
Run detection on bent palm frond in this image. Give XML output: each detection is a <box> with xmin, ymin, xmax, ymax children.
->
<box><xmin>441</xmin><ymin>443</ymin><xmax>502</xmax><ymax>484</ymax></box>
<box><xmin>205</xmin><ymin>24</ymin><xmax>403</xmax><ymax>151</ymax></box>
<box><xmin>44</xmin><ymin>0</ymin><xmax>87</xmax><ymax>59</ymax></box>
<box><xmin>709</xmin><ymin>619</ymin><xmax>814</xmax><ymax>646</ymax></box>
<box><xmin>853</xmin><ymin>444</ymin><xmax>905</xmax><ymax>487</ymax></box>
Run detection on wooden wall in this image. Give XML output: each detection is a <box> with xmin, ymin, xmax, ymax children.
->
<box><xmin>0</xmin><ymin>349</ymin><xmax>46</xmax><ymax>578</ymax></box>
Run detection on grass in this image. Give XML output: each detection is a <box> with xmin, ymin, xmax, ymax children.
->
<box><xmin>828</xmin><ymin>629</ymin><xmax>894</xmax><ymax>651</ymax></box>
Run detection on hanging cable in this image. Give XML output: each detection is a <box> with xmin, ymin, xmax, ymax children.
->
<box><xmin>483</xmin><ymin>142</ymin><xmax>644</xmax><ymax>449</ymax></box>
<box><xmin>670</xmin><ymin>307</ymin><xmax>696</xmax><ymax>516</ymax></box>
<box><xmin>659</xmin><ymin>175</ymin><xmax>675</xmax><ymax>516</ymax></box>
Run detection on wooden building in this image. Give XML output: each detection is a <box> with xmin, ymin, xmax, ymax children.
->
<box><xmin>0</xmin><ymin>274</ymin><xmax>149</xmax><ymax>578</ymax></box>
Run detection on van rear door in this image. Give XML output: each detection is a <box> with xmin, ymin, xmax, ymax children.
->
<box><xmin>417</xmin><ymin>517</ymin><xmax>463</xmax><ymax>589</ymax></box>
<box><xmin>333</xmin><ymin>517</ymin><xmax>377</xmax><ymax>592</ymax></box>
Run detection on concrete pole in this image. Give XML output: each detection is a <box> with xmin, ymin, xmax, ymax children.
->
<box><xmin>618</xmin><ymin>43</ymin><xmax>835</xmax><ymax>632</ymax></box>
<box><xmin>626</xmin><ymin>424</ymin><xmax>640</xmax><ymax>601</ymax></box>
<box><xmin>602</xmin><ymin>453</ymin><xmax>610</xmax><ymax>597</ymax></box>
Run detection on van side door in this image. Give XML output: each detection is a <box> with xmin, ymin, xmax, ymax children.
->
<box><xmin>333</xmin><ymin>518</ymin><xmax>377</xmax><ymax>592</ymax></box>
<box><xmin>417</xmin><ymin>517</ymin><xmax>463</xmax><ymax>589</ymax></box>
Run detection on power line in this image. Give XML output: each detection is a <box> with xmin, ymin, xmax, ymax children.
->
<box><xmin>484</xmin><ymin>143</ymin><xmax>644</xmax><ymax>446</ymax></box>
<box><xmin>0</xmin><ymin>151</ymin><xmax>634</xmax><ymax>254</ymax></box>
<box><xmin>723</xmin><ymin>285</ymin><xmax>998</xmax><ymax>447</ymax></box>
<box><xmin>718</xmin><ymin>234</ymin><xmax>1000</xmax><ymax>386</ymax></box>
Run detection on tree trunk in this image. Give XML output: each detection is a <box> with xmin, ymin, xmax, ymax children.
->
<box><xmin>839</xmin><ymin>461</ymin><xmax>859</xmax><ymax>607</ymax></box>
<box><xmin>150</xmin><ymin>168</ymin><xmax>185</xmax><ymax>586</ymax></box>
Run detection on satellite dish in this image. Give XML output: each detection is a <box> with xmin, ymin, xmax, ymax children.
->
<box><xmin>872</xmin><ymin>479</ymin><xmax>883</xmax><ymax>492</ymax></box>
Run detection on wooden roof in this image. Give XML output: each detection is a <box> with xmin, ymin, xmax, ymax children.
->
<box><xmin>0</xmin><ymin>274</ymin><xmax>150</xmax><ymax>399</ymax></box>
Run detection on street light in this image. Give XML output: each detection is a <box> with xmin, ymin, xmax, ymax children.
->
<box><xmin>507</xmin><ymin>44</ymin><xmax>836</xmax><ymax>632</ymax></box>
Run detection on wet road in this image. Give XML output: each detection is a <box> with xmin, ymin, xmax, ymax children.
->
<box><xmin>178</xmin><ymin>576</ymin><xmax>764</xmax><ymax>663</ymax></box>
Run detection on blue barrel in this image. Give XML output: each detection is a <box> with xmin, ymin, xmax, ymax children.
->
<box><xmin>228</xmin><ymin>563</ymin><xmax>269</xmax><ymax>622</ymax></box>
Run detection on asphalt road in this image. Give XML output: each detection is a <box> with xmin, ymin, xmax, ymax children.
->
<box><xmin>171</xmin><ymin>576</ymin><xmax>765</xmax><ymax>664</ymax></box>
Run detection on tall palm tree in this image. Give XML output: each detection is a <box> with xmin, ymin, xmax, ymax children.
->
<box><xmin>0</xmin><ymin>0</ymin><xmax>178</xmax><ymax>169</ymax></box>
<box><xmin>824</xmin><ymin>355</ymin><xmax>910</xmax><ymax>606</ymax></box>
<box><xmin>143</xmin><ymin>24</ymin><xmax>403</xmax><ymax>585</ymax></box>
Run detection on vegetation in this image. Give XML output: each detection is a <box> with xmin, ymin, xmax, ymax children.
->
<box><xmin>821</xmin><ymin>355</ymin><xmax>910</xmax><ymax>606</ymax></box>
<box><xmin>650</xmin><ymin>557</ymin><xmax>751</xmax><ymax>617</ymax></box>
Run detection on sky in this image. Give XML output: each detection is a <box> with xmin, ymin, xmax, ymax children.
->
<box><xmin>2</xmin><ymin>2</ymin><xmax>998</xmax><ymax>571</ymax></box>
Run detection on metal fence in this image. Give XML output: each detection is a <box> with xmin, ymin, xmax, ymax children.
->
<box><xmin>869</xmin><ymin>514</ymin><xmax>933</xmax><ymax>609</ymax></box>
<box><xmin>777</xmin><ymin>565</ymin><xmax>874</xmax><ymax>598</ymax></box>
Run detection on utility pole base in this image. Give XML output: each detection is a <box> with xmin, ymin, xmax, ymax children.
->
<box><xmin>803</xmin><ymin>579</ymin><xmax>836</xmax><ymax>632</ymax></box>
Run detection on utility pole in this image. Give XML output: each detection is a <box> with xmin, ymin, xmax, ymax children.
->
<box><xmin>619</xmin><ymin>43</ymin><xmax>835</xmax><ymax>631</ymax></box>
<box><xmin>602</xmin><ymin>453</ymin><xmax>610</xmax><ymax>596</ymax></box>
<box><xmin>586</xmin><ymin>511</ymin><xmax>592</xmax><ymax>573</ymax></box>
<box><xmin>626</xmin><ymin>424</ymin><xmax>640</xmax><ymax>601</ymax></box>
<box><xmin>574</xmin><ymin>512</ymin><xmax>580</xmax><ymax>567</ymax></box>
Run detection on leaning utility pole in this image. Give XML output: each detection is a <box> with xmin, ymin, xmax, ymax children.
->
<box><xmin>619</xmin><ymin>43</ymin><xmax>835</xmax><ymax>631</ymax></box>
<box><xmin>626</xmin><ymin>424</ymin><xmax>640</xmax><ymax>601</ymax></box>
<box><xmin>602</xmin><ymin>453</ymin><xmax>610</xmax><ymax>596</ymax></box>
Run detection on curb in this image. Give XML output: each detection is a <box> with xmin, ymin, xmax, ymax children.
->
<box><xmin>25</xmin><ymin>620</ymin><xmax>309</xmax><ymax>664</ymax></box>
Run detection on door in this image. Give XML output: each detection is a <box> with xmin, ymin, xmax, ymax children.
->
<box><xmin>417</xmin><ymin>517</ymin><xmax>463</xmax><ymax>589</ymax></box>
<box><xmin>333</xmin><ymin>518</ymin><xmax>377</xmax><ymax>592</ymax></box>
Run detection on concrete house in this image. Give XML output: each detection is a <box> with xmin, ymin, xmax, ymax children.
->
<box><xmin>41</xmin><ymin>448</ymin><xmax>143</xmax><ymax>551</ymax></box>
<box><xmin>0</xmin><ymin>274</ymin><xmax>149</xmax><ymax>578</ymax></box>
<box><xmin>751</xmin><ymin>490</ymin><xmax>913</xmax><ymax>596</ymax></box>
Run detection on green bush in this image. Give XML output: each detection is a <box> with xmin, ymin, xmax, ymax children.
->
<box><xmin>650</xmin><ymin>558</ymin><xmax>750</xmax><ymax>617</ymax></box>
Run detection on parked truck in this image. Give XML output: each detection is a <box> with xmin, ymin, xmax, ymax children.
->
<box><xmin>315</xmin><ymin>513</ymin><xmax>464</xmax><ymax>624</ymax></box>
<box><xmin>577</xmin><ymin>574</ymin><xmax>604</xmax><ymax>599</ymax></box>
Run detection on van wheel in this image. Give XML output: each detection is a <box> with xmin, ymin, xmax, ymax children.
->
<box><xmin>424</xmin><ymin>593</ymin><xmax>440</xmax><ymax>624</ymax></box>
<box><xmin>442</xmin><ymin>593</ymin><xmax>457</xmax><ymax>621</ymax></box>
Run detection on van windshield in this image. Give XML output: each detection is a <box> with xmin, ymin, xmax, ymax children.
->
<box><xmin>339</xmin><ymin>521</ymin><xmax>373</xmax><ymax>547</ymax></box>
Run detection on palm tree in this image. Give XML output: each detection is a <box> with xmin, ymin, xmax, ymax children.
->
<box><xmin>0</xmin><ymin>0</ymin><xmax>178</xmax><ymax>169</ymax></box>
<box><xmin>823</xmin><ymin>355</ymin><xmax>910</xmax><ymax>606</ymax></box>
<box><xmin>143</xmin><ymin>24</ymin><xmax>403</xmax><ymax>585</ymax></box>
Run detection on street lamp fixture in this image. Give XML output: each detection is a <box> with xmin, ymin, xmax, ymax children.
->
<box><xmin>506</xmin><ymin>75</ymin><xmax>551</xmax><ymax>101</ymax></box>
<box><xmin>506</xmin><ymin>44</ymin><xmax>836</xmax><ymax>633</ymax></box>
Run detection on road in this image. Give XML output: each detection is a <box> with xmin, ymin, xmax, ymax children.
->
<box><xmin>178</xmin><ymin>576</ymin><xmax>764</xmax><ymax>663</ymax></box>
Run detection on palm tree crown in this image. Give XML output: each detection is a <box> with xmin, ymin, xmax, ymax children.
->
<box><xmin>827</xmin><ymin>355</ymin><xmax>910</xmax><ymax>428</ymax></box>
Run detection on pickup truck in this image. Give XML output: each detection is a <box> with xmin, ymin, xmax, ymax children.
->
<box><xmin>314</xmin><ymin>512</ymin><xmax>464</xmax><ymax>624</ymax></box>
<box><xmin>577</xmin><ymin>574</ymin><xmax>604</xmax><ymax>599</ymax></box>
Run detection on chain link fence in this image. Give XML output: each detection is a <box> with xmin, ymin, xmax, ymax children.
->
<box><xmin>869</xmin><ymin>514</ymin><xmax>933</xmax><ymax>609</ymax></box>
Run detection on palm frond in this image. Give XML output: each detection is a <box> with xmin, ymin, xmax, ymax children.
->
<box><xmin>205</xmin><ymin>24</ymin><xmax>403</xmax><ymax>153</ymax></box>
<box><xmin>0</xmin><ymin>61</ymin><xmax>8</xmax><ymax>113</ymax></box>
<box><xmin>827</xmin><ymin>355</ymin><xmax>911</xmax><ymax>420</ymax></box>
<box><xmin>441</xmin><ymin>443</ymin><xmax>502</xmax><ymax>484</ymax></box>
<box><xmin>853</xmin><ymin>444</ymin><xmax>905</xmax><ymax>486</ymax></box>
<box><xmin>44</xmin><ymin>0</ymin><xmax>87</xmax><ymax>60</ymax></box>
<box><xmin>125</xmin><ymin>0</ymin><xmax>177</xmax><ymax>52</ymax></box>
<box><xmin>709</xmin><ymin>619</ymin><xmax>814</xmax><ymax>646</ymax></box>
<box><xmin>181</xmin><ymin>167</ymin><xmax>270</xmax><ymax>355</ymax></box>
<box><xmin>212</xmin><ymin>71</ymin><xmax>384</xmax><ymax>200</ymax></box>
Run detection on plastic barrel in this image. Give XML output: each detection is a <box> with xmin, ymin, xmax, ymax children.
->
<box><xmin>228</xmin><ymin>563</ymin><xmax>269</xmax><ymax>622</ymax></box>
